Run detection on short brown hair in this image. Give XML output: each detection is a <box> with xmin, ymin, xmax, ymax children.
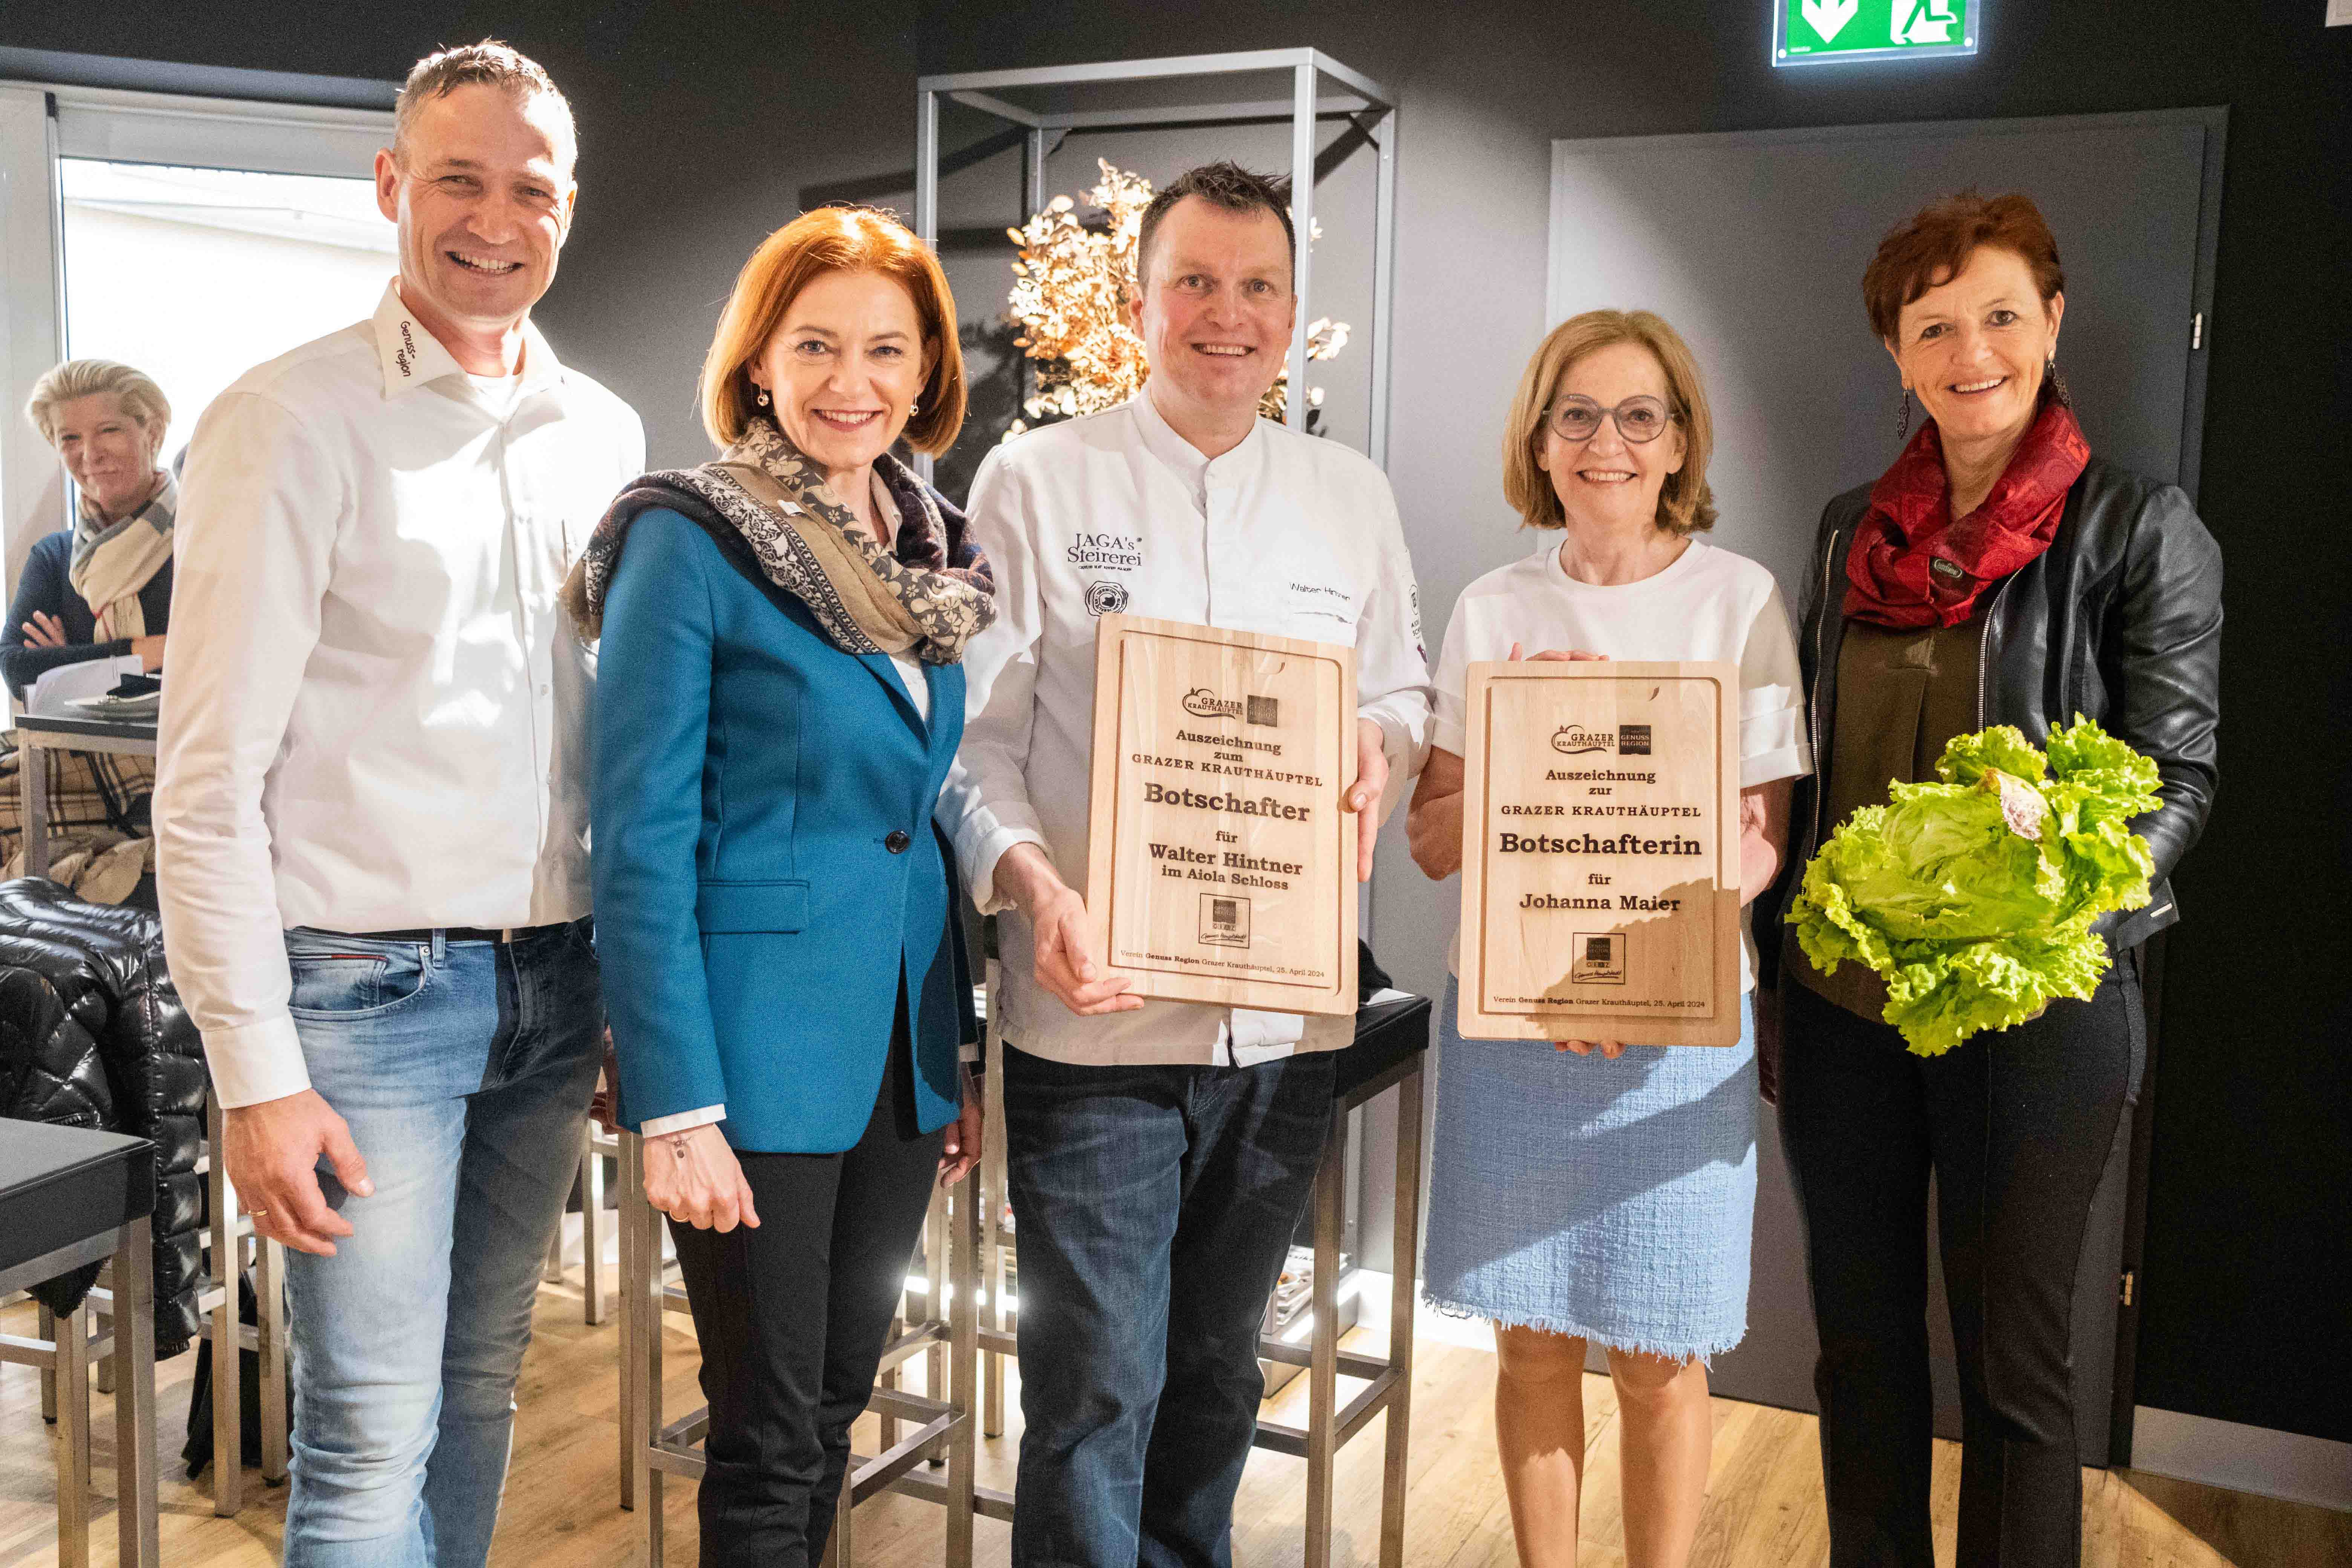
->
<box><xmin>394</xmin><ymin>41</ymin><xmax>575</xmax><ymax>165</ymax></box>
<box><xmin>1136</xmin><ymin>162</ymin><xmax>1296</xmax><ymax>289</ymax></box>
<box><xmin>1501</xmin><ymin>311</ymin><xmax>1717</xmax><ymax>536</ymax></box>
<box><xmin>698</xmin><ymin>207</ymin><xmax>967</xmax><ymax>456</ymax></box>
<box><xmin>25</xmin><ymin>359</ymin><xmax>170</xmax><ymax>454</ymax></box>
<box><xmin>1862</xmin><ymin>189</ymin><xmax>2064</xmax><ymax>341</ymax></box>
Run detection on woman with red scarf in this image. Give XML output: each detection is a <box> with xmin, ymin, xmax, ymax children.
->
<box><xmin>1759</xmin><ymin>191</ymin><xmax>2221</xmax><ymax>1565</ymax></box>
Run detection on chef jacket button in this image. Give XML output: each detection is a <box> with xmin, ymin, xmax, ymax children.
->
<box><xmin>885</xmin><ymin>830</ymin><xmax>912</xmax><ymax>853</ymax></box>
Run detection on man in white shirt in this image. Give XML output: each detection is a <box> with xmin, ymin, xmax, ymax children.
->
<box><xmin>942</xmin><ymin>162</ymin><xmax>1430</xmax><ymax>1568</ymax></box>
<box><xmin>155</xmin><ymin>44</ymin><xmax>642</xmax><ymax>1568</ymax></box>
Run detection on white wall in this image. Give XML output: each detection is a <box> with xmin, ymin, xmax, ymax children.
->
<box><xmin>62</xmin><ymin>203</ymin><xmax>391</xmax><ymax>473</ymax></box>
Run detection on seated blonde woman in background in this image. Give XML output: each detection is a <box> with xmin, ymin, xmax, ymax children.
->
<box><xmin>1408</xmin><ymin>310</ymin><xmax>1811</xmax><ymax>1568</ymax></box>
<box><xmin>5</xmin><ymin>358</ymin><xmax>176</xmax><ymax>697</ymax></box>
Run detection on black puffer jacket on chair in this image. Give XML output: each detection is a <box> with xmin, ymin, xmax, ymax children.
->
<box><xmin>0</xmin><ymin>877</ymin><xmax>206</xmax><ymax>1356</ymax></box>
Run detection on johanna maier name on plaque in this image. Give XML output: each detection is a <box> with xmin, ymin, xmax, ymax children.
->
<box><xmin>1458</xmin><ymin>660</ymin><xmax>1742</xmax><ymax>1045</ymax></box>
<box><xmin>1084</xmin><ymin>614</ymin><xmax>1358</xmax><ymax>1014</ymax></box>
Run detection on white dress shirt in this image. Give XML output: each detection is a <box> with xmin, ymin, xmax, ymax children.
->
<box><xmin>940</xmin><ymin>392</ymin><xmax>1432</xmax><ymax>1068</ymax></box>
<box><xmin>156</xmin><ymin>280</ymin><xmax>645</xmax><ymax>1108</ymax></box>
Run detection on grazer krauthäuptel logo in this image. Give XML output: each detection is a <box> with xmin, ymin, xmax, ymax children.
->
<box><xmin>1183</xmin><ymin>688</ymin><xmax>1243</xmax><ymax>721</ymax></box>
<box><xmin>1551</xmin><ymin>723</ymin><xmax>1652</xmax><ymax>756</ymax></box>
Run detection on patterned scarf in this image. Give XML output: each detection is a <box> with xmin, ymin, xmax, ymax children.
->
<box><xmin>564</xmin><ymin>416</ymin><xmax>995</xmax><ymax>663</ymax></box>
<box><xmin>70</xmin><ymin>469</ymin><xmax>176</xmax><ymax>641</ymax></box>
<box><xmin>1843</xmin><ymin>399</ymin><xmax>2091</xmax><ymax>629</ymax></box>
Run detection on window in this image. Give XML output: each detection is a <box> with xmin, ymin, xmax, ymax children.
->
<box><xmin>0</xmin><ymin>82</ymin><xmax>395</xmax><ymax>617</ymax></box>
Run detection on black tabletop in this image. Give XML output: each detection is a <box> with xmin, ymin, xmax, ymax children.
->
<box><xmin>1333</xmin><ymin>991</ymin><xmax>1434</xmax><ymax>1106</ymax></box>
<box><xmin>0</xmin><ymin>1119</ymin><xmax>155</xmax><ymax>1276</ymax></box>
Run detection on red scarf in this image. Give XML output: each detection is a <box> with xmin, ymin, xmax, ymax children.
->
<box><xmin>1843</xmin><ymin>400</ymin><xmax>2091</xmax><ymax>629</ymax></box>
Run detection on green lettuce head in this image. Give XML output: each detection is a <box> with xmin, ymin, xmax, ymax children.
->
<box><xmin>1786</xmin><ymin>716</ymin><xmax>2162</xmax><ymax>1056</ymax></box>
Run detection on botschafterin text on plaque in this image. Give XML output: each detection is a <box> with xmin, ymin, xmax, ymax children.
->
<box><xmin>1456</xmin><ymin>660</ymin><xmax>1741</xmax><ymax>1046</ymax></box>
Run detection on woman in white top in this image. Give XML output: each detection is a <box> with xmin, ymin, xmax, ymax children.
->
<box><xmin>1408</xmin><ymin>310</ymin><xmax>1811</xmax><ymax>1568</ymax></box>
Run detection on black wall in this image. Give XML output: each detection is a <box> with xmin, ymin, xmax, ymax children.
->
<box><xmin>7</xmin><ymin>0</ymin><xmax>2346</xmax><ymax>1445</ymax></box>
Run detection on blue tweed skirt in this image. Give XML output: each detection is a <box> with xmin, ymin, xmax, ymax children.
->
<box><xmin>1422</xmin><ymin>977</ymin><xmax>1758</xmax><ymax>1361</ymax></box>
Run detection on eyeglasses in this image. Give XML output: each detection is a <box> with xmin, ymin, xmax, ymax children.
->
<box><xmin>1544</xmin><ymin>395</ymin><xmax>1676</xmax><ymax>444</ymax></box>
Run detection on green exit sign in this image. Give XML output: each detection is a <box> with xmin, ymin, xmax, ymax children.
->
<box><xmin>1774</xmin><ymin>0</ymin><xmax>1980</xmax><ymax>65</ymax></box>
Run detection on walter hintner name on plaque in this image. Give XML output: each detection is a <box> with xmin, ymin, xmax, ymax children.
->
<box><xmin>1085</xmin><ymin>615</ymin><xmax>1358</xmax><ymax>1014</ymax></box>
<box><xmin>1458</xmin><ymin>660</ymin><xmax>1741</xmax><ymax>1046</ymax></box>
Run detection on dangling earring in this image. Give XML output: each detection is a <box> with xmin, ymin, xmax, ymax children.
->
<box><xmin>755</xmin><ymin>387</ymin><xmax>770</xmax><ymax>408</ymax></box>
<box><xmin>1894</xmin><ymin>387</ymin><xmax>1912</xmax><ymax>442</ymax></box>
<box><xmin>908</xmin><ymin>400</ymin><xmax>920</xmax><ymax>417</ymax></box>
<box><xmin>2045</xmin><ymin>356</ymin><xmax>2071</xmax><ymax>407</ymax></box>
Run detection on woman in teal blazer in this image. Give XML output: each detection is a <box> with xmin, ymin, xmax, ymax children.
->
<box><xmin>572</xmin><ymin>207</ymin><xmax>994</xmax><ymax>1568</ymax></box>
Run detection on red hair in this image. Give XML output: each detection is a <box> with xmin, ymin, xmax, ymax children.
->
<box><xmin>698</xmin><ymin>207</ymin><xmax>966</xmax><ymax>454</ymax></box>
<box><xmin>1862</xmin><ymin>190</ymin><xmax>2064</xmax><ymax>341</ymax></box>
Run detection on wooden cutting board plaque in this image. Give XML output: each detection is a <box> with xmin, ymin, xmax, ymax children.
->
<box><xmin>1084</xmin><ymin>614</ymin><xmax>1358</xmax><ymax>1015</ymax></box>
<box><xmin>1457</xmin><ymin>660</ymin><xmax>1741</xmax><ymax>1045</ymax></box>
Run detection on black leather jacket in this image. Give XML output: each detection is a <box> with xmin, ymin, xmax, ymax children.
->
<box><xmin>1759</xmin><ymin>455</ymin><xmax>2223</xmax><ymax>988</ymax></box>
<box><xmin>0</xmin><ymin>879</ymin><xmax>207</xmax><ymax>1355</ymax></box>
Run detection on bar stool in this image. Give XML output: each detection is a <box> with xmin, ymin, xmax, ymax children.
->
<box><xmin>1248</xmin><ymin>989</ymin><xmax>1431</xmax><ymax>1568</ymax></box>
<box><xmin>0</xmin><ymin>1121</ymin><xmax>160</xmax><ymax>1568</ymax></box>
<box><xmin>545</xmin><ymin>1122</ymin><xmax>620</xmax><ymax>1325</ymax></box>
<box><xmin>967</xmin><ymin>980</ymin><xmax>1431</xmax><ymax>1568</ymax></box>
<box><xmin>615</xmin><ymin>1129</ymin><xmax>986</xmax><ymax>1566</ymax></box>
<box><xmin>71</xmin><ymin>1089</ymin><xmax>289</xmax><ymax>1517</ymax></box>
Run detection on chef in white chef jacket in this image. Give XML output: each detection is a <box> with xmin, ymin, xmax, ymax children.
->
<box><xmin>939</xmin><ymin>160</ymin><xmax>1430</xmax><ymax>1568</ymax></box>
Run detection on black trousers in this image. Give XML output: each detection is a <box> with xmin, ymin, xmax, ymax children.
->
<box><xmin>1778</xmin><ymin>958</ymin><xmax>2144</xmax><ymax>1568</ymax></box>
<box><xmin>666</xmin><ymin>1021</ymin><xmax>946</xmax><ymax>1568</ymax></box>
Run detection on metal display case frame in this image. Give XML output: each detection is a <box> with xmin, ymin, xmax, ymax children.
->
<box><xmin>911</xmin><ymin>49</ymin><xmax>1399</xmax><ymax>467</ymax></box>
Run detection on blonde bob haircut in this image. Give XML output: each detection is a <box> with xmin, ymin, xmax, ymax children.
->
<box><xmin>25</xmin><ymin>359</ymin><xmax>171</xmax><ymax>456</ymax></box>
<box><xmin>1501</xmin><ymin>310</ymin><xmax>1716</xmax><ymax>536</ymax></box>
<box><xmin>699</xmin><ymin>207</ymin><xmax>966</xmax><ymax>456</ymax></box>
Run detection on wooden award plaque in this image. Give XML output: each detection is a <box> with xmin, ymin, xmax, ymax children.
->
<box><xmin>1085</xmin><ymin>614</ymin><xmax>1358</xmax><ymax>1015</ymax></box>
<box><xmin>1457</xmin><ymin>660</ymin><xmax>1742</xmax><ymax>1045</ymax></box>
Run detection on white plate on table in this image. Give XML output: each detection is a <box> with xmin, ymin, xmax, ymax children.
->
<box><xmin>64</xmin><ymin>691</ymin><xmax>161</xmax><ymax>721</ymax></box>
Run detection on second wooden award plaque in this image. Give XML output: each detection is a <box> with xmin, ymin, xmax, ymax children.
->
<box><xmin>1085</xmin><ymin>614</ymin><xmax>1358</xmax><ymax>1015</ymax></box>
<box><xmin>1458</xmin><ymin>660</ymin><xmax>1742</xmax><ymax>1046</ymax></box>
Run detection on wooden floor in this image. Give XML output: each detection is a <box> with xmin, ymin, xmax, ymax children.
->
<box><xmin>3</xmin><ymin>1274</ymin><xmax>2344</xmax><ymax>1568</ymax></box>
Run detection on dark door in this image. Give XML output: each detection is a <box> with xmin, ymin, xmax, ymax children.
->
<box><xmin>1545</xmin><ymin>109</ymin><xmax>2223</xmax><ymax>1459</ymax></box>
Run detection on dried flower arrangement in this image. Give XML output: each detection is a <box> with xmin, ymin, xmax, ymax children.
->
<box><xmin>1003</xmin><ymin>159</ymin><xmax>1349</xmax><ymax>439</ymax></box>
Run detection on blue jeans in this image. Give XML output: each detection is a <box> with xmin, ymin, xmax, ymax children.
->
<box><xmin>278</xmin><ymin>922</ymin><xmax>602</xmax><ymax>1568</ymax></box>
<box><xmin>1003</xmin><ymin>1045</ymin><xmax>1335</xmax><ymax>1568</ymax></box>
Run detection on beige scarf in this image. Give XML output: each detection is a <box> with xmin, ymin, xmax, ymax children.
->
<box><xmin>70</xmin><ymin>470</ymin><xmax>175</xmax><ymax>641</ymax></box>
<box><xmin>565</xmin><ymin>417</ymin><xmax>995</xmax><ymax>663</ymax></box>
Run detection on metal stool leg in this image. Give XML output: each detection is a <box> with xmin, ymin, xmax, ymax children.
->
<box><xmin>923</xmin><ymin>1189</ymin><xmax>947</xmax><ymax>1414</ymax></box>
<box><xmin>114</xmin><ymin>1213</ymin><xmax>159</xmax><ymax>1568</ymax></box>
<box><xmin>1379</xmin><ymin>1064</ymin><xmax>1424</xmax><ymax>1568</ymax></box>
<box><xmin>57</xmin><ymin>1298</ymin><xmax>90</xmax><ymax>1568</ymax></box>
<box><xmin>980</xmin><ymin>979</ymin><xmax>1010</xmax><ymax>1438</ymax></box>
<box><xmin>257</xmin><ymin>1235</ymin><xmax>288</xmax><ymax>1483</ymax></box>
<box><xmin>38</xmin><ymin>1301</ymin><xmax>58</xmax><ymax>1422</ymax></box>
<box><xmin>208</xmin><ymin>1094</ymin><xmax>242</xmax><ymax>1516</ymax></box>
<box><xmin>547</xmin><ymin>1136</ymin><xmax>582</xmax><ymax>1286</ymax></box>
<box><xmin>616</xmin><ymin>1130</ymin><xmax>638</xmax><ymax>1511</ymax></box>
<box><xmin>1303</xmin><ymin>1122</ymin><xmax>1347</xmax><ymax>1568</ymax></box>
<box><xmin>625</xmin><ymin>1133</ymin><xmax>666</xmax><ymax>1565</ymax></box>
<box><xmin>583</xmin><ymin>1134</ymin><xmax>608</xmax><ymax>1326</ymax></box>
<box><xmin>824</xmin><ymin>1467</ymin><xmax>853</xmax><ymax>1568</ymax></box>
<box><xmin>945</xmin><ymin>1176</ymin><xmax>979</xmax><ymax>1568</ymax></box>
